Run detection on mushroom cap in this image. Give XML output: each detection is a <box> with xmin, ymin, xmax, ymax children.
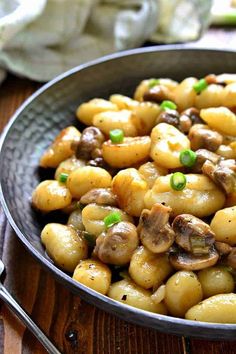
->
<box><xmin>139</xmin><ymin>203</ymin><xmax>175</xmax><ymax>254</ymax></box>
<box><xmin>172</xmin><ymin>214</ymin><xmax>215</xmax><ymax>254</ymax></box>
<box><xmin>94</xmin><ymin>221</ymin><xmax>138</xmax><ymax>266</ymax></box>
<box><xmin>188</xmin><ymin>124</ymin><xmax>223</xmax><ymax>152</ymax></box>
<box><xmin>202</xmin><ymin>159</ymin><xmax>236</xmax><ymax>194</ymax></box>
<box><xmin>80</xmin><ymin>188</ymin><xmax>117</xmax><ymax>206</ymax></box>
<box><xmin>75</xmin><ymin>126</ymin><xmax>105</xmax><ymax>160</ymax></box>
<box><xmin>169</xmin><ymin>247</ymin><xmax>219</xmax><ymax>271</ymax></box>
<box><xmin>191</xmin><ymin>149</ymin><xmax>220</xmax><ymax>173</ymax></box>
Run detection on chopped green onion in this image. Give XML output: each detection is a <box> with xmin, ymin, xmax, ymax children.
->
<box><xmin>83</xmin><ymin>231</ymin><xmax>96</xmax><ymax>247</ymax></box>
<box><xmin>190</xmin><ymin>236</ymin><xmax>209</xmax><ymax>255</ymax></box>
<box><xmin>193</xmin><ymin>79</ymin><xmax>208</xmax><ymax>94</ymax></box>
<box><xmin>104</xmin><ymin>211</ymin><xmax>121</xmax><ymax>228</ymax></box>
<box><xmin>179</xmin><ymin>149</ymin><xmax>197</xmax><ymax>167</ymax></box>
<box><xmin>59</xmin><ymin>172</ymin><xmax>69</xmax><ymax>183</ymax></box>
<box><xmin>149</xmin><ymin>78</ymin><xmax>160</xmax><ymax>88</ymax></box>
<box><xmin>109</xmin><ymin>129</ymin><xmax>124</xmax><ymax>143</ymax></box>
<box><xmin>170</xmin><ymin>172</ymin><xmax>187</xmax><ymax>191</ymax></box>
<box><xmin>160</xmin><ymin>100</ymin><xmax>177</xmax><ymax>111</ymax></box>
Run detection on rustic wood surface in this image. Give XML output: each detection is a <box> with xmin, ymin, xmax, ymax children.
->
<box><xmin>0</xmin><ymin>28</ymin><xmax>236</xmax><ymax>354</ymax></box>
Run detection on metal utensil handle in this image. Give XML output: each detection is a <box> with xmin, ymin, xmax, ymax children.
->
<box><xmin>0</xmin><ymin>285</ymin><xmax>61</xmax><ymax>354</ymax></box>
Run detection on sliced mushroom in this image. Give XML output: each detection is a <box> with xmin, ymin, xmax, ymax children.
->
<box><xmin>202</xmin><ymin>159</ymin><xmax>236</xmax><ymax>194</ymax></box>
<box><xmin>94</xmin><ymin>221</ymin><xmax>138</xmax><ymax>265</ymax></box>
<box><xmin>80</xmin><ymin>188</ymin><xmax>118</xmax><ymax>206</ymax></box>
<box><xmin>215</xmin><ymin>241</ymin><xmax>232</xmax><ymax>256</ymax></box>
<box><xmin>172</xmin><ymin>214</ymin><xmax>215</xmax><ymax>254</ymax></box>
<box><xmin>169</xmin><ymin>247</ymin><xmax>219</xmax><ymax>271</ymax></box>
<box><xmin>156</xmin><ymin>110</ymin><xmax>179</xmax><ymax>127</ymax></box>
<box><xmin>188</xmin><ymin>124</ymin><xmax>223</xmax><ymax>152</ymax></box>
<box><xmin>191</xmin><ymin>148</ymin><xmax>221</xmax><ymax>173</ymax></box>
<box><xmin>227</xmin><ymin>247</ymin><xmax>236</xmax><ymax>269</ymax></box>
<box><xmin>139</xmin><ymin>203</ymin><xmax>175</xmax><ymax>253</ymax></box>
<box><xmin>156</xmin><ymin>108</ymin><xmax>203</xmax><ymax>134</ymax></box>
<box><xmin>75</xmin><ymin>127</ymin><xmax>105</xmax><ymax>160</ymax></box>
<box><xmin>179</xmin><ymin>107</ymin><xmax>203</xmax><ymax>133</ymax></box>
<box><xmin>143</xmin><ymin>85</ymin><xmax>171</xmax><ymax>103</ymax></box>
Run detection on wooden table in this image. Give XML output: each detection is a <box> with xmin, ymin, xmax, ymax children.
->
<box><xmin>1</xmin><ymin>30</ymin><xmax>236</xmax><ymax>354</ymax></box>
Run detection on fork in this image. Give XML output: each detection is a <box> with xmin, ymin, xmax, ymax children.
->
<box><xmin>0</xmin><ymin>259</ymin><xmax>61</xmax><ymax>354</ymax></box>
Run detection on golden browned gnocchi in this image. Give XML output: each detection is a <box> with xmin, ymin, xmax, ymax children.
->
<box><xmin>93</xmin><ymin>110</ymin><xmax>138</xmax><ymax>137</ymax></box>
<box><xmin>67</xmin><ymin>166</ymin><xmax>112</xmax><ymax>199</ymax></box>
<box><xmin>41</xmin><ymin>223</ymin><xmax>88</xmax><ymax>272</ymax></box>
<box><xmin>195</xmin><ymin>84</ymin><xmax>224</xmax><ymax>109</ymax></box>
<box><xmin>54</xmin><ymin>156</ymin><xmax>85</xmax><ymax>180</ymax></box>
<box><xmin>40</xmin><ymin>126</ymin><xmax>81</xmax><ymax>168</ymax></box>
<box><xmin>173</xmin><ymin>77</ymin><xmax>197</xmax><ymax>111</ymax></box>
<box><xmin>32</xmin><ymin>180</ymin><xmax>72</xmax><ymax>212</ymax></box>
<box><xmin>82</xmin><ymin>203</ymin><xmax>133</xmax><ymax>236</ymax></box>
<box><xmin>33</xmin><ymin>73</ymin><xmax>236</xmax><ymax>324</ymax></box>
<box><xmin>144</xmin><ymin>174</ymin><xmax>225</xmax><ymax>217</ymax></box>
<box><xmin>198</xmin><ymin>266</ymin><xmax>234</xmax><ymax>298</ymax></box>
<box><xmin>185</xmin><ymin>293</ymin><xmax>236</xmax><ymax>323</ymax></box>
<box><xmin>132</xmin><ymin>101</ymin><xmax>161</xmax><ymax>135</ymax></box>
<box><xmin>150</xmin><ymin>123</ymin><xmax>190</xmax><ymax>168</ymax></box>
<box><xmin>76</xmin><ymin>98</ymin><xmax>118</xmax><ymax>125</ymax></box>
<box><xmin>210</xmin><ymin>206</ymin><xmax>236</xmax><ymax>245</ymax></box>
<box><xmin>73</xmin><ymin>259</ymin><xmax>111</xmax><ymax>295</ymax></box>
<box><xmin>164</xmin><ymin>271</ymin><xmax>203</xmax><ymax>317</ymax></box>
<box><xmin>200</xmin><ymin>107</ymin><xmax>236</xmax><ymax>136</ymax></box>
<box><xmin>108</xmin><ymin>279</ymin><xmax>167</xmax><ymax>314</ymax></box>
<box><xmin>109</xmin><ymin>94</ymin><xmax>138</xmax><ymax>109</ymax></box>
<box><xmin>129</xmin><ymin>246</ymin><xmax>173</xmax><ymax>289</ymax></box>
<box><xmin>112</xmin><ymin>168</ymin><xmax>148</xmax><ymax>216</ymax></box>
<box><xmin>102</xmin><ymin>136</ymin><xmax>151</xmax><ymax>168</ymax></box>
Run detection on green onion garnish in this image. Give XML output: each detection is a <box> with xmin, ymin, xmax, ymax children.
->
<box><xmin>59</xmin><ymin>172</ymin><xmax>69</xmax><ymax>183</ymax></box>
<box><xmin>104</xmin><ymin>212</ymin><xmax>121</xmax><ymax>228</ymax></box>
<box><xmin>179</xmin><ymin>149</ymin><xmax>197</xmax><ymax>167</ymax></box>
<box><xmin>109</xmin><ymin>129</ymin><xmax>124</xmax><ymax>143</ymax></box>
<box><xmin>190</xmin><ymin>236</ymin><xmax>209</xmax><ymax>255</ymax></box>
<box><xmin>193</xmin><ymin>79</ymin><xmax>208</xmax><ymax>94</ymax></box>
<box><xmin>160</xmin><ymin>100</ymin><xmax>177</xmax><ymax>111</ymax></box>
<box><xmin>149</xmin><ymin>78</ymin><xmax>160</xmax><ymax>88</ymax></box>
<box><xmin>83</xmin><ymin>231</ymin><xmax>96</xmax><ymax>247</ymax></box>
<box><xmin>170</xmin><ymin>172</ymin><xmax>187</xmax><ymax>191</ymax></box>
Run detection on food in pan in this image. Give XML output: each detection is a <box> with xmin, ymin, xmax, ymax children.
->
<box><xmin>32</xmin><ymin>73</ymin><xmax>236</xmax><ymax>323</ymax></box>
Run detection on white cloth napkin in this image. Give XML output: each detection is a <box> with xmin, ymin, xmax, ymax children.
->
<box><xmin>0</xmin><ymin>0</ymin><xmax>212</xmax><ymax>84</ymax></box>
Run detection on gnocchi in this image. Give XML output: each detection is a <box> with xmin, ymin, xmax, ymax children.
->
<box><xmin>108</xmin><ymin>279</ymin><xmax>168</xmax><ymax>314</ymax></box>
<box><xmin>112</xmin><ymin>168</ymin><xmax>148</xmax><ymax>217</ymax></box>
<box><xmin>150</xmin><ymin>123</ymin><xmax>190</xmax><ymax>168</ymax></box>
<box><xmin>32</xmin><ymin>180</ymin><xmax>72</xmax><ymax>212</ymax></box>
<box><xmin>67</xmin><ymin>166</ymin><xmax>112</xmax><ymax>199</ymax></box>
<box><xmin>144</xmin><ymin>174</ymin><xmax>225</xmax><ymax>217</ymax></box>
<box><xmin>73</xmin><ymin>259</ymin><xmax>111</xmax><ymax>295</ymax></box>
<box><xmin>76</xmin><ymin>98</ymin><xmax>118</xmax><ymax>125</ymax></box>
<box><xmin>41</xmin><ymin>223</ymin><xmax>88</xmax><ymax>272</ymax></box>
<box><xmin>102</xmin><ymin>136</ymin><xmax>151</xmax><ymax>168</ymax></box>
<box><xmin>40</xmin><ymin>126</ymin><xmax>81</xmax><ymax>168</ymax></box>
<box><xmin>185</xmin><ymin>293</ymin><xmax>236</xmax><ymax>323</ymax></box>
<box><xmin>129</xmin><ymin>246</ymin><xmax>173</xmax><ymax>289</ymax></box>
